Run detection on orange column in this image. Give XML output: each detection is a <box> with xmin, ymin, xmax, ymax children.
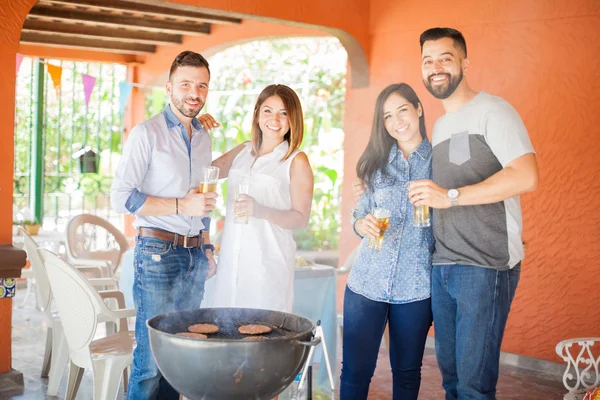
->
<box><xmin>0</xmin><ymin>0</ymin><xmax>41</xmax><ymax>389</ymax></box>
<box><xmin>0</xmin><ymin>299</ymin><xmax>11</xmax><ymax>373</ymax></box>
<box><xmin>0</xmin><ymin>248</ymin><xmax>27</xmax><ymax>389</ymax></box>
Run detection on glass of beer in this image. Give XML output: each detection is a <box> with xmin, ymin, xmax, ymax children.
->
<box><xmin>199</xmin><ymin>166</ymin><xmax>219</xmax><ymax>193</ymax></box>
<box><xmin>368</xmin><ymin>207</ymin><xmax>391</xmax><ymax>251</ymax></box>
<box><xmin>413</xmin><ymin>204</ymin><xmax>431</xmax><ymax>228</ymax></box>
<box><xmin>233</xmin><ymin>178</ymin><xmax>250</xmax><ymax>224</ymax></box>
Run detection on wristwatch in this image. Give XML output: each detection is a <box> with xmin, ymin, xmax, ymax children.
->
<box><xmin>447</xmin><ymin>189</ymin><xmax>459</xmax><ymax>207</ymax></box>
<box><xmin>202</xmin><ymin>244</ymin><xmax>215</xmax><ymax>254</ymax></box>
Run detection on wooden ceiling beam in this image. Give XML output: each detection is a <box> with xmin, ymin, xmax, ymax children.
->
<box><xmin>22</xmin><ymin>19</ymin><xmax>183</xmax><ymax>45</ymax></box>
<box><xmin>20</xmin><ymin>32</ymin><xmax>157</xmax><ymax>55</ymax></box>
<box><xmin>39</xmin><ymin>0</ymin><xmax>242</xmax><ymax>25</ymax></box>
<box><xmin>28</xmin><ymin>5</ymin><xmax>211</xmax><ymax>36</ymax></box>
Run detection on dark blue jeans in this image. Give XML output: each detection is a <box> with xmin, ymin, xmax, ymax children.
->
<box><xmin>340</xmin><ymin>286</ymin><xmax>433</xmax><ymax>400</ymax></box>
<box><xmin>126</xmin><ymin>236</ymin><xmax>209</xmax><ymax>400</ymax></box>
<box><xmin>431</xmin><ymin>264</ymin><xmax>520</xmax><ymax>400</ymax></box>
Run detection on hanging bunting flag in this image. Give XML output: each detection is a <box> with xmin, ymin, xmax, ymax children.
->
<box><xmin>16</xmin><ymin>54</ymin><xmax>24</xmax><ymax>75</ymax></box>
<box><xmin>46</xmin><ymin>63</ymin><xmax>63</xmax><ymax>97</ymax></box>
<box><xmin>82</xmin><ymin>73</ymin><xmax>96</xmax><ymax>108</ymax></box>
<box><xmin>118</xmin><ymin>81</ymin><xmax>133</xmax><ymax>115</ymax></box>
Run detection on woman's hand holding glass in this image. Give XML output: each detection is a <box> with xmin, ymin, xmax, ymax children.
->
<box><xmin>234</xmin><ymin>194</ymin><xmax>260</xmax><ymax>221</ymax></box>
<box><xmin>357</xmin><ymin>214</ymin><xmax>381</xmax><ymax>239</ymax></box>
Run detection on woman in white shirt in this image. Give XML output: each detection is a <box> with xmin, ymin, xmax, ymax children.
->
<box><xmin>208</xmin><ymin>84</ymin><xmax>314</xmax><ymax>312</ymax></box>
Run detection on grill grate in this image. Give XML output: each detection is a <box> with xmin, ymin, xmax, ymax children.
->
<box><xmin>175</xmin><ymin>316</ymin><xmax>300</xmax><ymax>340</ymax></box>
<box><xmin>208</xmin><ymin>320</ymin><xmax>293</xmax><ymax>340</ymax></box>
<box><xmin>155</xmin><ymin>308</ymin><xmax>314</xmax><ymax>341</ymax></box>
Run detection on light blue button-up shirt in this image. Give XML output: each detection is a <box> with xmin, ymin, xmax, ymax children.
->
<box><xmin>348</xmin><ymin>139</ymin><xmax>434</xmax><ymax>304</ymax></box>
<box><xmin>110</xmin><ymin>105</ymin><xmax>212</xmax><ymax>236</ymax></box>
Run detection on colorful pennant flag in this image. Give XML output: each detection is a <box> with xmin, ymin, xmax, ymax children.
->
<box><xmin>82</xmin><ymin>73</ymin><xmax>96</xmax><ymax>108</ymax></box>
<box><xmin>16</xmin><ymin>54</ymin><xmax>24</xmax><ymax>75</ymax></box>
<box><xmin>118</xmin><ymin>82</ymin><xmax>133</xmax><ymax>115</ymax></box>
<box><xmin>46</xmin><ymin>63</ymin><xmax>63</xmax><ymax>97</ymax></box>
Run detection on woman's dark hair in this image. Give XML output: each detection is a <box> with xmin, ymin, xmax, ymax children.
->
<box><xmin>356</xmin><ymin>83</ymin><xmax>426</xmax><ymax>189</ymax></box>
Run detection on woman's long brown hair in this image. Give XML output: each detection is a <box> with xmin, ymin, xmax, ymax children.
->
<box><xmin>356</xmin><ymin>83</ymin><xmax>427</xmax><ymax>189</ymax></box>
<box><xmin>251</xmin><ymin>84</ymin><xmax>304</xmax><ymax>161</ymax></box>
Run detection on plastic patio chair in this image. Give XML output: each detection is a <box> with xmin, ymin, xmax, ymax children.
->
<box><xmin>40</xmin><ymin>249</ymin><xmax>135</xmax><ymax>400</ymax></box>
<box><xmin>65</xmin><ymin>214</ymin><xmax>130</xmax><ymax>278</ymax></box>
<box><xmin>20</xmin><ymin>228</ymin><xmax>121</xmax><ymax>395</ymax></box>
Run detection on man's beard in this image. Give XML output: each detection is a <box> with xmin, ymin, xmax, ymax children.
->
<box><xmin>171</xmin><ymin>94</ymin><xmax>204</xmax><ymax>118</ymax></box>
<box><xmin>423</xmin><ymin>70</ymin><xmax>463</xmax><ymax>100</ymax></box>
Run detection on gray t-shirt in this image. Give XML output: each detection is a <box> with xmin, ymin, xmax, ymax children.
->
<box><xmin>431</xmin><ymin>91</ymin><xmax>535</xmax><ymax>269</ymax></box>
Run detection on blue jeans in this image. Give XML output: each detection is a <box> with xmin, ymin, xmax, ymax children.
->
<box><xmin>431</xmin><ymin>264</ymin><xmax>520</xmax><ymax>400</ymax></box>
<box><xmin>126</xmin><ymin>236</ymin><xmax>209</xmax><ymax>400</ymax></box>
<box><xmin>340</xmin><ymin>286</ymin><xmax>432</xmax><ymax>400</ymax></box>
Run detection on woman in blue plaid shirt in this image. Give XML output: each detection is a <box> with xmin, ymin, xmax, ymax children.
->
<box><xmin>341</xmin><ymin>83</ymin><xmax>434</xmax><ymax>400</ymax></box>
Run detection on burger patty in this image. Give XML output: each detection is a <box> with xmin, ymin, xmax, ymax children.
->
<box><xmin>188</xmin><ymin>323</ymin><xmax>219</xmax><ymax>334</ymax></box>
<box><xmin>238</xmin><ymin>324</ymin><xmax>272</xmax><ymax>335</ymax></box>
<box><xmin>176</xmin><ymin>332</ymin><xmax>207</xmax><ymax>339</ymax></box>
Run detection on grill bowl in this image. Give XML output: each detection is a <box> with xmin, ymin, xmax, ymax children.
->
<box><xmin>147</xmin><ymin>307</ymin><xmax>316</xmax><ymax>400</ymax></box>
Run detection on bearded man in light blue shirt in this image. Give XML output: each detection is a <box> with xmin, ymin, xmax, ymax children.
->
<box><xmin>111</xmin><ymin>51</ymin><xmax>218</xmax><ymax>400</ymax></box>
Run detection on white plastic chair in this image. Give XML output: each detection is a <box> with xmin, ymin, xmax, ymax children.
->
<box><xmin>65</xmin><ymin>214</ymin><xmax>129</xmax><ymax>278</ymax></box>
<box><xmin>20</xmin><ymin>228</ymin><xmax>121</xmax><ymax>395</ymax></box>
<box><xmin>18</xmin><ymin>267</ymin><xmax>36</xmax><ymax>308</ymax></box>
<box><xmin>40</xmin><ymin>249</ymin><xmax>135</xmax><ymax>400</ymax></box>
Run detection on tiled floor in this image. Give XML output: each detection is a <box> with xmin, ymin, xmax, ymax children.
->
<box><xmin>5</xmin><ymin>287</ymin><xmax>566</xmax><ymax>399</ymax></box>
<box><xmin>368</xmin><ymin>347</ymin><xmax>565</xmax><ymax>400</ymax></box>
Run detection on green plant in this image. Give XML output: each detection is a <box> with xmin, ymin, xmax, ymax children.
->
<box><xmin>14</xmin><ymin>219</ymin><xmax>39</xmax><ymax>226</ymax></box>
<box><xmin>14</xmin><ymin>58</ymin><xmax>127</xmax><ymax>226</ymax></box>
<box><xmin>294</xmin><ymin>165</ymin><xmax>341</xmax><ymax>251</ymax></box>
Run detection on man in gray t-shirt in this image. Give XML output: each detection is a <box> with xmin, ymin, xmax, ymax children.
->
<box><xmin>408</xmin><ymin>28</ymin><xmax>538</xmax><ymax>399</ymax></box>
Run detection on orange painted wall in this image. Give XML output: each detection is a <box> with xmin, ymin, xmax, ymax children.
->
<box><xmin>161</xmin><ymin>0</ymin><xmax>370</xmax><ymax>62</ymax></box>
<box><xmin>18</xmin><ymin>44</ymin><xmax>138</xmax><ymax>64</ymax></box>
<box><xmin>339</xmin><ymin>0</ymin><xmax>600</xmax><ymax>362</ymax></box>
<box><xmin>131</xmin><ymin>20</ymin><xmax>329</xmax><ymax>86</ymax></box>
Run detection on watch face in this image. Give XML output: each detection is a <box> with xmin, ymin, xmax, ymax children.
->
<box><xmin>448</xmin><ymin>189</ymin><xmax>459</xmax><ymax>199</ymax></box>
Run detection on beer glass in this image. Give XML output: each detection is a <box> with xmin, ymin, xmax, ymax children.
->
<box><xmin>233</xmin><ymin>179</ymin><xmax>250</xmax><ymax>224</ymax></box>
<box><xmin>368</xmin><ymin>207</ymin><xmax>391</xmax><ymax>251</ymax></box>
<box><xmin>199</xmin><ymin>166</ymin><xmax>219</xmax><ymax>193</ymax></box>
<box><xmin>413</xmin><ymin>204</ymin><xmax>431</xmax><ymax>228</ymax></box>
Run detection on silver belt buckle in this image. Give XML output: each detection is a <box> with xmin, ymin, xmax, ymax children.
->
<box><xmin>183</xmin><ymin>235</ymin><xmax>192</xmax><ymax>248</ymax></box>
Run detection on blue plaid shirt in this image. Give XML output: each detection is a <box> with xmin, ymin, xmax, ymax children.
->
<box><xmin>348</xmin><ymin>139</ymin><xmax>434</xmax><ymax>304</ymax></box>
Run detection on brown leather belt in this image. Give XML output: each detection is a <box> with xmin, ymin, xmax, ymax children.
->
<box><xmin>138</xmin><ymin>227</ymin><xmax>204</xmax><ymax>248</ymax></box>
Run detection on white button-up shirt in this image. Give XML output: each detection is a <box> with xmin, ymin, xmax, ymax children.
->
<box><xmin>110</xmin><ymin>105</ymin><xmax>212</xmax><ymax>236</ymax></box>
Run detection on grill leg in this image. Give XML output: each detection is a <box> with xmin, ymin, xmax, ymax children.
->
<box><xmin>297</xmin><ymin>323</ymin><xmax>336</xmax><ymax>399</ymax></box>
<box><xmin>307</xmin><ymin>366</ymin><xmax>312</xmax><ymax>400</ymax></box>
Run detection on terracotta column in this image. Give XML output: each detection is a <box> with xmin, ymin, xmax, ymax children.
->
<box><xmin>0</xmin><ymin>246</ymin><xmax>27</xmax><ymax>396</ymax></box>
<box><xmin>0</xmin><ymin>0</ymin><xmax>37</xmax><ymax>395</ymax></box>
